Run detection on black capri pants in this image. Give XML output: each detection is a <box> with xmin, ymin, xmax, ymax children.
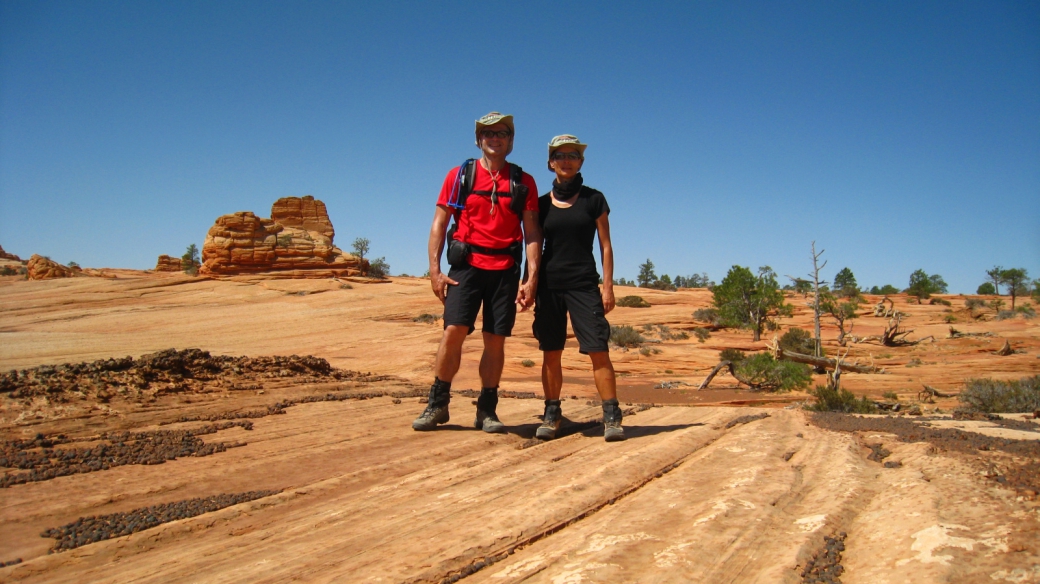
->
<box><xmin>532</xmin><ymin>285</ymin><xmax>611</xmax><ymax>354</ymax></box>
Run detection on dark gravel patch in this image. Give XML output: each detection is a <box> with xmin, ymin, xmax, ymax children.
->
<box><xmin>809</xmin><ymin>412</ymin><xmax>1040</xmax><ymax>494</ymax></box>
<box><xmin>41</xmin><ymin>490</ymin><xmax>280</xmax><ymax>552</ymax></box>
<box><xmin>801</xmin><ymin>531</ymin><xmax>846</xmax><ymax>583</ymax></box>
<box><xmin>0</xmin><ymin>348</ymin><xmax>389</xmax><ymax>402</ymax></box>
<box><xmin>0</xmin><ymin>422</ymin><xmax>251</xmax><ymax>488</ymax></box>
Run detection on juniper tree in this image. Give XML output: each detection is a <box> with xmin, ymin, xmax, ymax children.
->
<box><xmin>637</xmin><ymin>259</ymin><xmax>657</xmax><ymax>288</ymax></box>
<box><xmin>712</xmin><ymin>265</ymin><xmax>791</xmax><ymax>341</ymax></box>
<box><xmin>986</xmin><ymin>265</ymin><xmax>1004</xmax><ymax>296</ymax></box>
<box><xmin>351</xmin><ymin>238</ymin><xmax>370</xmax><ymax>261</ymax></box>
<box><xmin>181</xmin><ymin>244</ymin><xmax>200</xmax><ymax>274</ymax></box>
<box><xmin>1000</xmin><ymin>268</ymin><xmax>1029</xmax><ymax>310</ymax></box>
<box><xmin>820</xmin><ymin>292</ymin><xmax>860</xmax><ymax>346</ymax></box>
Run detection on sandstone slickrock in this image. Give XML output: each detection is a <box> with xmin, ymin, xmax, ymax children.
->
<box><xmin>200</xmin><ymin>196</ymin><xmax>366</xmax><ymax>278</ymax></box>
<box><xmin>154</xmin><ymin>255</ymin><xmax>186</xmax><ymax>272</ymax></box>
<box><xmin>26</xmin><ymin>255</ymin><xmax>78</xmax><ymax>281</ymax></box>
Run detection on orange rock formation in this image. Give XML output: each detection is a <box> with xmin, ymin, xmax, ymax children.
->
<box><xmin>154</xmin><ymin>255</ymin><xmax>183</xmax><ymax>272</ymax></box>
<box><xmin>0</xmin><ymin>245</ymin><xmax>23</xmax><ymax>263</ymax></box>
<box><xmin>200</xmin><ymin>196</ymin><xmax>366</xmax><ymax>278</ymax></box>
<box><xmin>26</xmin><ymin>255</ymin><xmax>78</xmax><ymax>280</ymax></box>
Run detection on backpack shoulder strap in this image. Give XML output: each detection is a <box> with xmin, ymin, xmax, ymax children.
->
<box><xmin>508</xmin><ymin>163</ymin><xmax>528</xmax><ymax>216</ymax></box>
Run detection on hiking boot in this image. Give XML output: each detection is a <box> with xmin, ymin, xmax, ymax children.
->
<box><xmin>413</xmin><ymin>380</ymin><xmax>450</xmax><ymax>431</ymax></box>
<box><xmin>474</xmin><ymin>387</ymin><xmax>506</xmax><ymax>434</ymax></box>
<box><xmin>536</xmin><ymin>400</ymin><xmax>563</xmax><ymax>440</ymax></box>
<box><xmin>603</xmin><ymin>398</ymin><xmax>626</xmax><ymax>442</ymax></box>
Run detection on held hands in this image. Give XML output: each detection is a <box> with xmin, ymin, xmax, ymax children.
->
<box><xmin>430</xmin><ymin>270</ymin><xmax>458</xmax><ymax>304</ymax></box>
<box><xmin>515</xmin><ymin>279</ymin><xmax>536</xmax><ymax>312</ymax></box>
<box><xmin>601</xmin><ymin>285</ymin><xmax>615</xmax><ymax>314</ymax></box>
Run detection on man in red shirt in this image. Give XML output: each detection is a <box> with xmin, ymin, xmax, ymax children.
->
<box><xmin>414</xmin><ymin>112</ymin><xmax>542</xmax><ymax>433</ymax></box>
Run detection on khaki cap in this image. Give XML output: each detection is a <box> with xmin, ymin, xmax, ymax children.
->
<box><xmin>548</xmin><ymin>134</ymin><xmax>587</xmax><ymax>158</ymax></box>
<box><xmin>475</xmin><ymin>112</ymin><xmax>514</xmax><ymax>136</ymax></box>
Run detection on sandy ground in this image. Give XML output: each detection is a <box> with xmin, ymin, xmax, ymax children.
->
<box><xmin>1</xmin><ymin>272</ymin><xmax>1039</xmax><ymax>583</ymax></box>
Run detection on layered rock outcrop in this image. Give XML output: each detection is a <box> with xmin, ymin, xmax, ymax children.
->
<box><xmin>155</xmin><ymin>255</ymin><xmax>183</xmax><ymax>272</ymax></box>
<box><xmin>0</xmin><ymin>245</ymin><xmax>24</xmax><ymax>263</ymax></box>
<box><xmin>27</xmin><ymin>255</ymin><xmax>79</xmax><ymax>280</ymax></box>
<box><xmin>200</xmin><ymin>196</ymin><xmax>366</xmax><ymax>278</ymax></box>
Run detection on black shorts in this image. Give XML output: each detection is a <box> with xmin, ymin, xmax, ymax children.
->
<box><xmin>443</xmin><ymin>264</ymin><xmax>520</xmax><ymax>336</ymax></box>
<box><xmin>532</xmin><ymin>285</ymin><xmax>610</xmax><ymax>354</ymax></box>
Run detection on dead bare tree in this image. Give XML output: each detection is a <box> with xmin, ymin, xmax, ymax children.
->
<box><xmin>810</xmin><ymin>242</ymin><xmax>826</xmax><ymax>358</ymax></box>
<box><xmin>872</xmin><ymin>296</ymin><xmax>895</xmax><ymax>318</ymax></box>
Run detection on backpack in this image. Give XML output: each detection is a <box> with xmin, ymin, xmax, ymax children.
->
<box><xmin>445</xmin><ymin>159</ymin><xmax>528</xmax><ymax>268</ymax></box>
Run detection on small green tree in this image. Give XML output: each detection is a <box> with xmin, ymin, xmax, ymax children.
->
<box><xmin>637</xmin><ymin>259</ymin><xmax>657</xmax><ymax>288</ymax></box>
<box><xmin>712</xmin><ymin>265</ymin><xmax>791</xmax><ymax>341</ymax></box>
<box><xmin>986</xmin><ymin>265</ymin><xmax>1004</xmax><ymax>296</ymax></box>
<box><xmin>870</xmin><ymin>284</ymin><xmax>899</xmax><ymax>295</ymax></box>
<box><xmin>977</xmin><ymin>282</ymin><xmax>996</xmax><ymax>295</ymax></box>
<box><xmin>1000</xmin><ymin>268</ymin><xmax>1029</xmax><ymax>310</ymax></box>
<box><xmin>182</xmin><ymin>244</ymin><xmax>200</xmax><ymax>274</ymax></box>
<box><xmin>1032</xmin><ymin>279</ymin><xmax>1040</xmax><ymax>303</ymax></box>
<box><xmin>906</xmin><ymin>269</ymin><xmax>940</xmax><ymax>302</ymax></box>
<box><xmin>833</xmin><ymin>267</ymin><xmax>859</xmax><ymax>298</ymax></box>
<box><xmin>787</xmin><ymin>277</ymin><xmax>813</xmax><ymax>297</ymax></box>
<box><xmin>368</xmin><ymin>257</ymin><xmax>390</xmax><ymax>279</ymax></box>
<box><xmin>820</xmin><ymin>292</ymin><xmax>860</xmax><ymax>346</ymax></box>
<box><xmin>351</xmin><ymin>238</ymin><xmax>370</xmax><ymax>261</ymax></box>
<box><xmin>929</xmin><ymin>274</ymin><xmax>948</xmax><ymax>294</ymax></box>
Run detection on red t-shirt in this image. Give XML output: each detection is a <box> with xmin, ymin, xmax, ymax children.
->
<box><xmin>437</xmin><ymin>162</ymin><xmax>539</xmax><ymax>270</ymax></box>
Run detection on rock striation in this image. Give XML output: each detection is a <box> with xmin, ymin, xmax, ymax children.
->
<box><xmin>200</xmin><ymin>196</ymin><xmax>367</xmax><ymax>278</ymax></box>
<box><xmin>27</xmin><ymin>255</ymin><xmax>79</xmax><ymax>280</ymax></box>
<box><xmin>155</xmin><ymin>255</ymin><xmax>183</xmax><ymax>272</ymax></box>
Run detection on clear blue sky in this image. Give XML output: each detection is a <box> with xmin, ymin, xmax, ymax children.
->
<box><xmin>2</xmin><ymin>1</ymin><xmax>1038</xmax><ymax>293</ymax></box>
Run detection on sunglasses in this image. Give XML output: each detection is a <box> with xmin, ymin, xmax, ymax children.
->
<box><xmin>479</xmin><ymin>130</ymin><xmax>513</xmax><ymax>139</ymax></box>
<box><xmin>551</xmin><ymin>151</ymin><xmax>582</xmax><ymax>161</ymax></box>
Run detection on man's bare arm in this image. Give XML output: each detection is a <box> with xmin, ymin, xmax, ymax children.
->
<box><xmin>516</xmin><ymin>209</ymin><xmax>542</xmax><ymax>310</ymax></box>
<box><xmin>428</xmin><ymin>205</ymin><xmax>458</xmax><ymax>303</ymax></box>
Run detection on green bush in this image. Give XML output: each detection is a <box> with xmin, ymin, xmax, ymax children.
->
<box><xmin>958</xmin><ymin>376</ymin><xmax>1040</xmax><ymax>413</ymax></box>
<box><xmin>964</xmin><ymin>298</ymin><xmax>986</xmax><ymax>310</ymax></box>
<box><xmin>719</xmin><ymin>348</ymin><xmax>746</xmax><ymax>363</ymax></box>
<box><xmin>805</xmin><ymin>385</ymin><xmax>878</xmax><ymax>413</ymax></box>
<box><xmin>692</xmin><ymin>308</ymin><xmax>720</xmax><ymax>325</ymax></box>
<box><xmin>995</xmin><ymin>310</ymin><xmax>1016</xmax><ymax>321</ymax></box>
<box><xmin>368</xmin><ymin>257</ymin><xmax>390</xmax><ymax>279</ymax></box>
<box><xmin>734</xmin><ymin>353</ymin><xmax>812</xmax><ymax>392</ymax></box>
<box><xmin>929</xmin><ymin>297</ymin><xmax>952</xmax><ymax>306</ymax></box>
<box><xmin>1016</xmin><ymin>304</ymin><xmax>1036</xmax><ymax>319</ymax></box>
<box><xmin>412</xmin><ymin>313</ymin><xmax>440</xmax><ymax>324</ymax></box>
<box><xmin>976</xmin><ymin>282</ymin><xmax>996</xmax><ymax>295</ymax></box>
<box><xmin>616</xmin><ymin>296</ymin><xmax>650</xmax><ymax>308</ymax></box>
<box><xmin>610</xmin><ymin>325</ymin><xmax>645</xmax><ymax>348</ymax></box>
<box><xmin>779</xmin><ymin>328</ymin><xmax>816</xmax><ymax>355</ymax></box>
<box><xmin>0</xmin><ymin>266</ymin><xmax>17</xmax><ymax>276</ymax></box>
<box><xmin>693</xmin><ymin>327</ymin><xmax>710</xmax><ymax>343</ymax></box>
<box><xmin>882</xmin><ymin>391</ymin><xmax>899</xmax><ymax>401</ymax></box>
<box><xmin>521</xmin><ymin>359</ymin><xmax>535</xmax><ymax>368</ymax></box>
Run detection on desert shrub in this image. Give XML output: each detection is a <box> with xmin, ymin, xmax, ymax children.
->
<box><xmin>943</xmin><ymin>315</ymin><xmax>957</xmax><ymax>323</ymax></box>
<box><xmin>692</xmin><ymin>308</ymin><xmax>720</xmax><ymax>325</ymax></box>
<box><xmin>719</xmin><ymin>348</ymin><xmax>746</xmax><ymax>363</ymax></box>
<box><xmin>368</xmin><ymin>257</ymin><xmax>390</xmax><ymax>279</ymax></box>
<box><xmin>779</xmin><ymin>328</ymin><xmax>816</xmax><ymax>355</ymax></box>
<box><xmin>642</xmin><ymin>323</ymin><xmax>655</xmax><ymax>333</ymax></box>
<box><xmin>340</xmin><ymin>283</ymin><xmax>353</xmax><ymax>290</ymax></box>
<box><xmin>995</xmin><ymin>310</ymin><xmax>1016</xmax><ymax>321</ymax></box>
<box><xmin>412</xmin><ymin>313</ymin><xmax>441</xmax><ymax>324</ymax></box>
<box><xmin>989</xmin><ymin>299</ymin><xmax>1006</xmax><ymax>312</ymax></box>
<box><xmin>521</xmin><ymin>359</ymin><xmax>535</xmax><ymax>368</ymax></box>
<box><xmin>958</xmin><ymin>376</ymin><xmax>1040</xmax><ymax>413</ymax></box>
<box><xmin>1016</xmin><ymin>304</ymin><xmax>1036</xmax><ymax>319</ymax></box>
<box><xmin>805</xmin><ymin>385</ymin><xmax>878</xmax><ymax>414</ymax></box>
<box><xmin>976</xmin><ymin>282</ymin><xmax>996</xmax><ymax>295</ymax></box>
<box><xmin>616</xmin><ymin>296</ymin><xmax>650</xmax><ymax>308</ymax></box>
<box><xmin>929</xmin><ymin>297</ymin><xmax>952</xmax><ymax>306</ymax></box>
<box><xmin>0</xmin><ymin>266</ymin><xmax>17</xmax><ymax>276</ymax></box>
<box><xmin>882</xmin><ymin>391</ymin><xmax>899</xmax><ymax>401</ymax></box>
<box><xmin>734</xmin><ymin>353</ymin><xmax>812</xmax><ymax>392</ymax></box>
<box><xmin>669</xmin><ymin>330</ymin><xmax>690</xmax><ymax>340</ymax></box>
<box><xmin>610</xmin><ymin>325</ymin><xmax>645</xmax><ymax>348</ymax></box>
<box><xmin>67</xmin><ymin>261</ymin><xmax>80</xmax><ymax>269</ymax></box>
<box><xmin>906</xmin><ymin>358</ymin><xmax>922</xmax><ymax>368</ymax></box>
<box><xmin>964</xmin><ymin>298</ymin><xmax>986</xmax><ymax>310</ymax></box>
<box><xmin>869</xmin><ymin>284</ymin><xmax>899</xmax><ymax>295</ymax></box>
<box><xmin>692</xmin><ymin>327</ymin><xmax>710</xmax><ymax>343</ymax></box>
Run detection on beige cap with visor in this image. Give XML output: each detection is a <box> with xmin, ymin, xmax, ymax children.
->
<box><xmin>475</xmin><ymin>112</ymin><xmax>514</xmax><ymax>144</ymax></box>
<box><xmin>547</xmin><ymin>134</ymin><xmax>587</xmax><ymax>158</ymax></box>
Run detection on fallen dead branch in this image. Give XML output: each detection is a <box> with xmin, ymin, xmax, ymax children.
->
<box><xmin>767</xmin><ymin>340</ymin><xmax>884</xmax><ymax>374</ymax></box>
<box><xmin>919</xmin><ymin>384</ymin><xmax>960</xmax><ymax>402</ymax></box>
<box><xmin>947</xmin><ymin>326</ymin><xmax>994</xmax><ymax>339</ymax></box>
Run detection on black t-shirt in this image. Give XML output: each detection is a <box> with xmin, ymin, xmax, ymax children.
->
<box><xmin>538</xmin><ymin>186</ymin><xmax>610</xmax><ymax>290</ymax></box>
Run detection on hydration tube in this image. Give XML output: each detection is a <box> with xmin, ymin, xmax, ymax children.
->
<box><xmin>446</xmin><ymin>159</ymin><xmax>474</xmax><ymax>211</ymax></box>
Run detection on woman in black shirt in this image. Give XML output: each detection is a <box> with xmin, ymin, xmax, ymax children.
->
<box><xmin>533</xmin><ymin>135</ymin><xmax>624</xmax><ymax>442</ymax></box>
